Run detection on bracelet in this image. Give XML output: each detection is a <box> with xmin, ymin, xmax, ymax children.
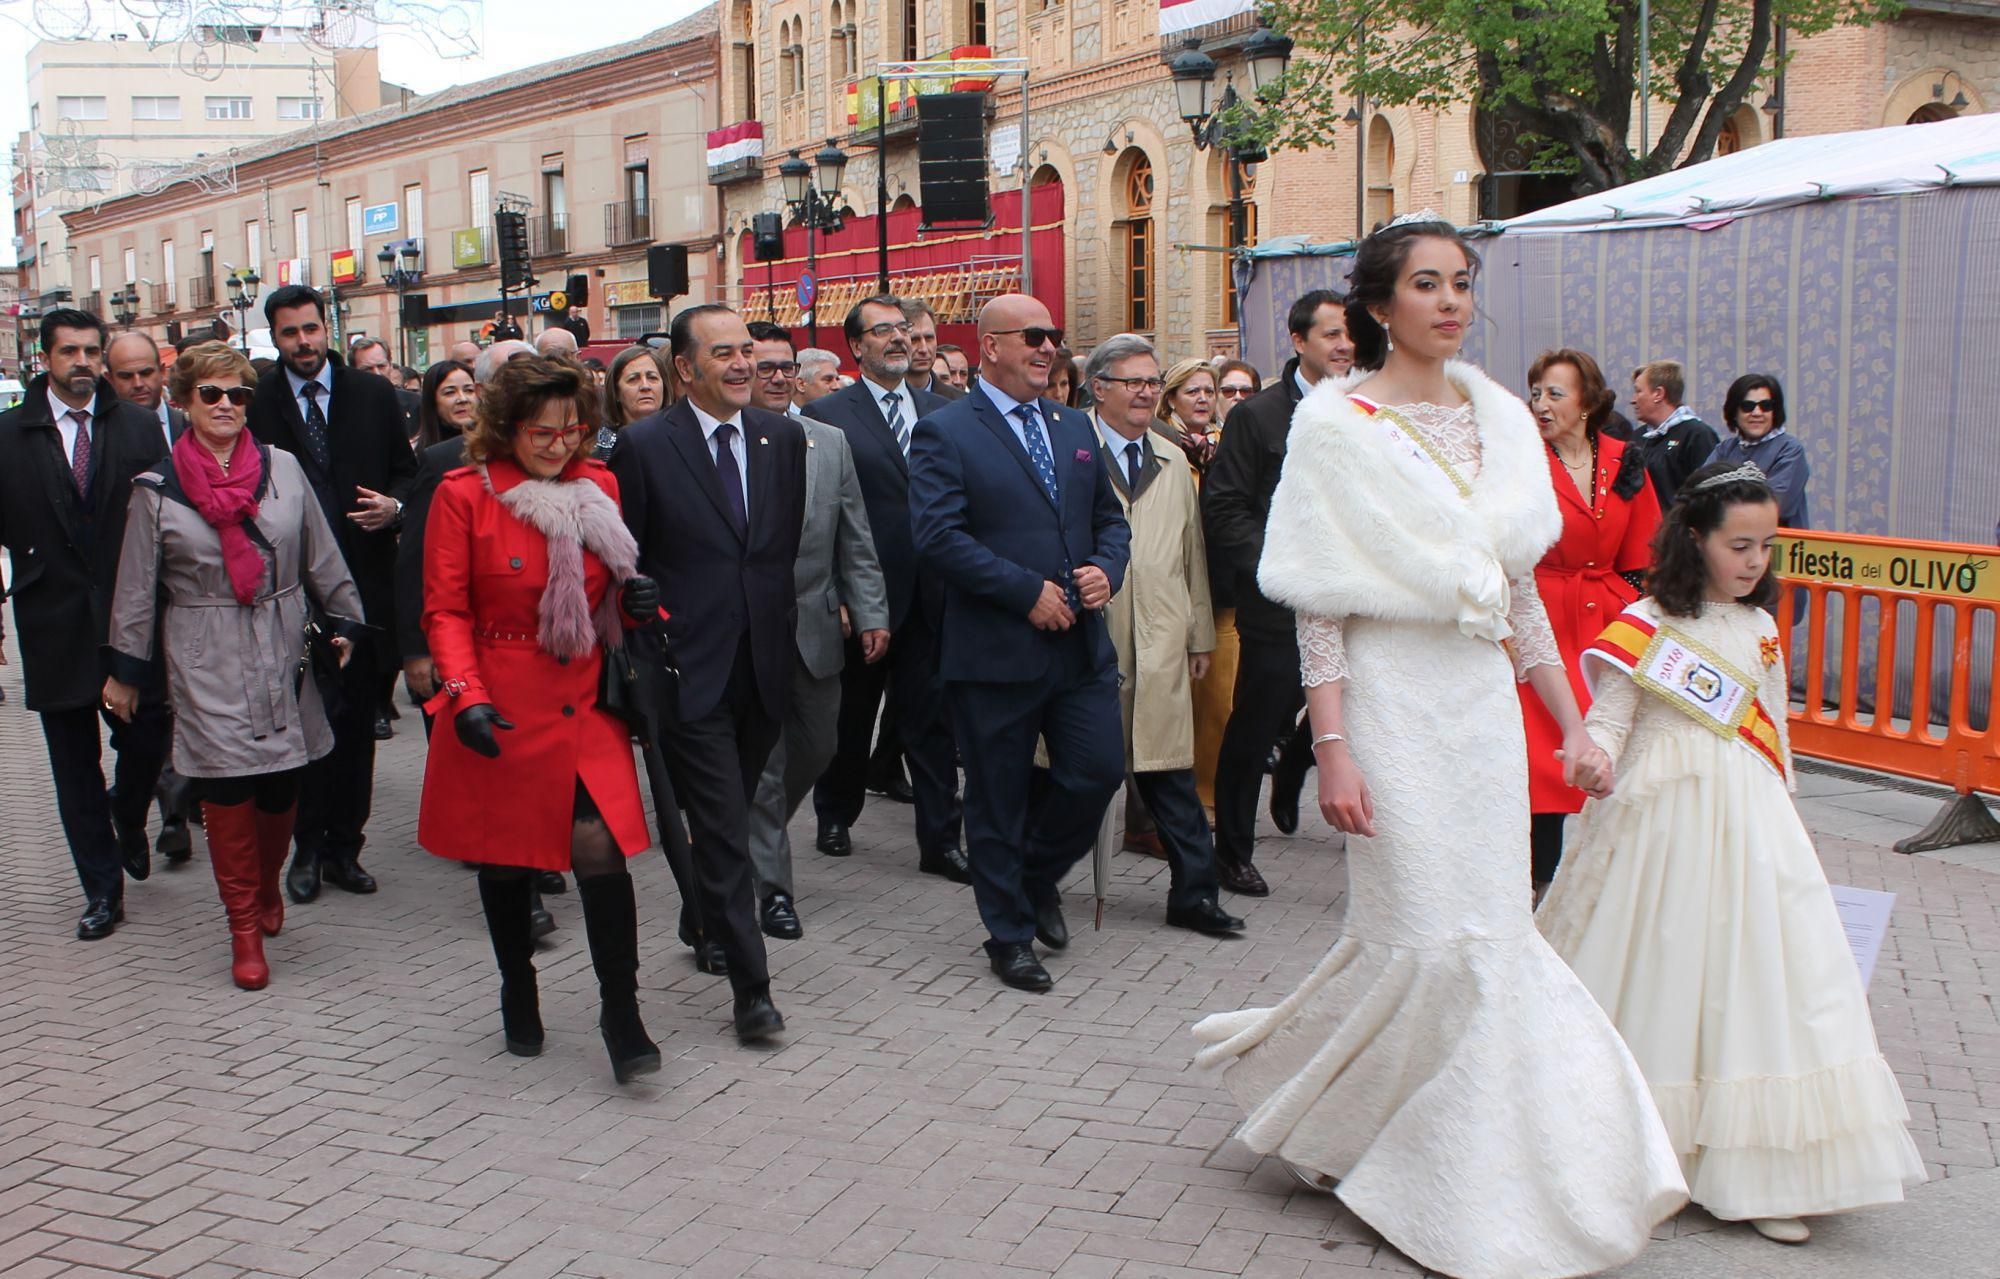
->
<box><xmin>1311</xmin><ymin>731</ymin><xmax>1346</xmax><ymax>748</ymax></box>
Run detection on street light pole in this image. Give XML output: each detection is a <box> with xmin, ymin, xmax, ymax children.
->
<box><xmin>781</xmin><ymin>141</ymin><xmax>849</xmax><ymax>350</ymax></box>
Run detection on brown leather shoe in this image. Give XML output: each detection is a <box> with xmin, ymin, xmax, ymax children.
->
<box><xmin>1122</xmin><ymin>830</ymin><xmax>1166</xmax><ymax>859</ymax></box>
<box><xmin>1218</xmin><ymin>858</ymin><xmax>1270</xmax><ymax>897</ymax></box>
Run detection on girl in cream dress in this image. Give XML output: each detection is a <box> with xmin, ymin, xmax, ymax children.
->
<box><xmin>1192</xmin><ymin>217</ymin><xmax>1687</xmax><ymax>1279</ymax></box>
<box><xmin>1537</xmin><ymin>461</ymin><xmax>1925</xmax><ymax>1245</ymax></box>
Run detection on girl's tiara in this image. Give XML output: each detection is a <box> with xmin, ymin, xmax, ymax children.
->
<box><xmin>1692</xmin><ymin>462</ymin><xmax>1768</xmax><ymax>492</ymax></box>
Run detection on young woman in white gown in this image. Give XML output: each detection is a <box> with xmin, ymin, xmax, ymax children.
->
<box><xmin>1192</xmin><ymin>217</ymin><xmax>1688</xmax><ymax>1279</ymax></box>
<box><xmin>1537</xmin><ymin>462</ymin><xmax>1925</xmax><ymax>1245</ymax></box>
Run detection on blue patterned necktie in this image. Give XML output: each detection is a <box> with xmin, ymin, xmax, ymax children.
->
<box><xmin>882</xmin><ymin>390</ymin><xmax>909</xmax><ymax>455</ymax></box>
<box><xmin>1013</xmin><ymin>403</ymin><xmax>1058</xmax><ymax>507</ymax></box>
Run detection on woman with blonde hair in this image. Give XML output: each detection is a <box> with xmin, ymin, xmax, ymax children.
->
<box><xmin>1157</xmin><ymin>357</ymin><xmax>1236</xmax><ymax>812</ymax></box>
<box><xmin>103</xmin><ymin>341</ymin><xmax>363</xmax><ymax>990</ymax></box>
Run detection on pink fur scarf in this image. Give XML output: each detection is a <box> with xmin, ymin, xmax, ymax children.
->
<box><xmin>482</xmin><ymin>467</ymin><xmax>641</xmax><ymax>661</ymax></box>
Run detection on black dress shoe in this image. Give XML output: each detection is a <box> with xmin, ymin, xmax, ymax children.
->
<box><xmin>321</xmin><ymin>858</ymin><xmax>378</xmax><ymax>894</ymax></box>
<box><xmin>989</xmin><ymin>943</ymin><xmax>1053</xmax><ymax>992</ymax></box>
<box><xmin>156</xmin><ymin>816</ymin><xmax>193</xmax><ymax>863</ymax></box>
<box><xmin>919</xmin><ymin>844</ymin><xmax>972</xmax><ymax>884</ymax></box>
<box><xmin>816</xmin><ymin>822</ymin><xmax>851</xmax><ymax>857</ymax></box>
<box><xmin>760</xmin><ymin>893</ymin><xmax>802</xmax><ymax>940</ymax></box>
<box><xmin>1167</xmin><ymin>898</ymin><xmax>1247</xmax><ymax>936</ymax></box>
<box><xmin>529</xmin><ymin>892</ymin><xmax>556</xmax><ymax>940</ymax></box>
<box><xmin>112</xmin><ymin>802</ymin><xmax>151</xmax><ymax>882</ymax></box>
<box><xmin>373</xmin><ymin>713</ymin><xmax>394</xmax><ymax>741</ymax></box>
<box><xmin>1269</xmin><ymin>776</ymin><xmax>1303</xmax><ymax>836</ymax></box>
<box><xmin>868</xmin><ymin>773</ymin><xmax>916</xmax><ymax>804</ymax></box>
<box><xmin>695</xmin><ymin>940</ymin><xmax>730</xmax><ymax>976</ymax></box>
<box><xmin>77</xmin><ymin>897</ymin><xmax>123</xmax><ymax>940</ymax></box>
<box><xmin>1217</xmin><ymin>859</ymin><xmax>1270</xmax><ymax>897</ymax></box>
<box><xmin>1032</xmin><ymin>891</ymin><xmax>1069</xmax><ymax>950</ymax></box>
<box><xmin>286</xmin><ymin>849</ymin><xmax>321</xmax><ymax>904</ymax></box>
<box><xmin>733</xmin><ymin>987</ymin><xmax>785</xmax><ymax>1042</ymax></box>
<box><xmin>535</xmin><ymin>870</ymin><xmax>568</xmax><ymax>894</ymax></box>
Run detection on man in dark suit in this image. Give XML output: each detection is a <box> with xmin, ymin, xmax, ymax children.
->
<box><xmin>609</xmin><ymin>303</ymin><xmax>804</xmax><ymax>1043</ymax></box>
<box><xmin>248</xmin><ymin>284</ymin><xmax>417</xmax><ymax>904</ymax></box>
<box><xmin>908</xmin><ymin>293</ymin><xmax>1131</xmax><ymax>993</ymax></box>
<box><xmin>807</xmin><ymin>296</ymin><xmax>969</xmax><ymax>882</ymax></box>
<box><xmin>901</xmin><ymin>299</ymin><xmax>963</xmax><ymax>402</ymax></box>
<box><xmin>1202</xmin><ymin>289</ymin><xmax>1350</xmax><ymax>898</ymax></box>
<box><xmin>0</xmin><ymin>309</ymin><xmax>172</xmax><ymax>938</ymax></box>
<box><xmin>1622</xmin><ymin>358</ymin><xmax>1721</xmax><ymax>507</ymax></box>
<box><xmin>350</xmin><ymin>336</ymin><xmax>422</xmax><ymax>442</ymax></box>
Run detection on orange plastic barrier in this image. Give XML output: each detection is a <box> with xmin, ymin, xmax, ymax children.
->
<box><xmin>1775</xmin><ymin>529</ymin><xmax>2000</xmax><ymax>851</ymax></box>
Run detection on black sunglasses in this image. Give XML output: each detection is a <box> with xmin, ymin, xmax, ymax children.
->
<box><xmin>1739</xmin><ymin>398</ymin><xmax>1776</xmax><ymax>412</ymax></box>
<box><xmin>990</xmin><ymin>326</ymin><xmax>1064</xmax><ymax>349</ymax></box>
<box><xmin>194</xmin><ymin>383</ymin><xmax>254</xmax><ymax>407</ymax></box>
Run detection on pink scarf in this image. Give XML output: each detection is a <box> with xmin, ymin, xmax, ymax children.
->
<box><xmin>173</xmin><ymin>429</ymin><xmax>267</xmax><ymax>605</ymax></box>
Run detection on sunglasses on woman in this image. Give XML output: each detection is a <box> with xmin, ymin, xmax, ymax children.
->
<box><xmin>1219</xmin><ymin>383</ymin><xmax>1256</xmax><ymax>399</ymax></box>
<box><xmin>194</xmin><ymin>383</ymin><xmax>255</xmax><ymax>407</ymax></box>
<box><xmin>1739</xmin><ymin>399</ymin><xmax>1775</xmax><ymax>412</ymax></box>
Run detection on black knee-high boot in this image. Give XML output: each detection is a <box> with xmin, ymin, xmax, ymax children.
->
<box><xmin>576</xmin><ymin>871</ymin><xmax>661</xmax><ymax>1083</ymax></box>
<box><xmin>477</xmin><ymin>870</ymin><xmax>544</xmax><ymax>1057</ymax></box>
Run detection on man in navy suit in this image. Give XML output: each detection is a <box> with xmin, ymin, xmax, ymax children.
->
<box><xmin>908</xmin><ymin>294</ymin><xmax>1131</xmax><ymax>992</ymax></box>
<box><xmin>807</xmin><ymin>296</ymin><xmax>968</xmax><ymax>883</ymax></box>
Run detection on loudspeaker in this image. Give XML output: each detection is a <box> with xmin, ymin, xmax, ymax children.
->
<box><xmin>165</xmin><ymin>320</ymin><xmax>183</xmax><ymax>344</ymax></box>
<box><xmin>750</xmin><ymin>211</ymin><xmax>785</xmax><ymax>262</ymax></box>
<box><xmin>495</xmin><ymin>210</ymin><xmax>531</xmax><ymax>290</ymax></box>
<box><xmin>916</xmin><ymin>93</ymin><xmax>990</xmax><ymax>226</ymax></box>
<box><xmin>648</xmin><ymin>244</ymin><xmax>689</xmax><ymax>300</ymax></box>
<box><xmin>401</xmin><ymin>292</ymin><xmax>429</xmax><ymax>327</ymax></box>
<box><xmin>564</xmin><ymin>272</ymin><xmax>589</xmax><ymax>307</ymax></box>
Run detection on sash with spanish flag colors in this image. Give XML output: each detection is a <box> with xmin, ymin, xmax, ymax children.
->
<box><xmin>1583</xmin><ymin>606</ymin><xmax>1787</xmax><ymax>780</ymax></box>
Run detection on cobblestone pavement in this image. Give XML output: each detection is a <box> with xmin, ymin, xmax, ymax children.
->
<box><xmin>3</xmin><ymin>632</ymin><xmax>1997</xmax><ymax>1278</ymax></box>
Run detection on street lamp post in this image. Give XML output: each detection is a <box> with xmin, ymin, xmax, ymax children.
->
<box><xmin>779</xmin><ymin>139</ymin><xmax>849</xmax><ymax>348</ymax></box>
<box><xmin>111</xmin><ymin>285</ymin><xmax>139</xmax><ymax>329</ymax></box>
<box><xmin>1172</xmin><ymin>27</ymin><xmax>1291</xmax><ymax>316</ymax></box>
<box><xmin>222</xmin><ymin>269</ymin><xmax>261</xmax><ymax>353</ymax></box>
<box><xmin>378</xmin><ymin>241</ymin><xmax>424</xmax><ymax>367</ymax></box>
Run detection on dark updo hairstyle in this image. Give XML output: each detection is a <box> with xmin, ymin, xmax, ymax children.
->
<box><xmin>1344</xmin><ymin>218</ymin><xmax>1482</xmax><ymax>371</ymax></box>
<box><xmin>1647</xmin><ymin>459</ymin><xmax>1781</xmax><ymax>618</ymax></box>
<box><xmin>1526</xmin><ymin>347</ymin><xmax>1647</xmax><ymax>499</ymax></box>
<box><xmin>1723</xmin><ymin>372</ymin><xmax>1788</xmax><ymax>434</ymax></box>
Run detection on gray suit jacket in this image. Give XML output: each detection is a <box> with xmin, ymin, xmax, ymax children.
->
<box><xmin>795</xmin><ymin>415</ymin><xmax>888</xmax><ymax>680</ymax></box>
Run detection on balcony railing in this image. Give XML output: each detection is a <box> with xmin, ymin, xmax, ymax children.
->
<box><xmin>707</xmin><ymin>156</ymin><xmax>761</xmax><ymax>186</ymax></box>
<box><xmin>186</xmin><ymin>275</ymin><xmax>216</xmax><ymax>309</ymax></box>
<box><xmin>150</xmin><ymin>282</ymin><xmax>172</xmax><ymax>313</ymax></box>
<box><xmin>605</xmin><ymin>199</ymin><xmax>652</xmax><ymax>247</ymax></box>
<box><xmin>530</xmin><ymin>213</ymin><xmax>568</xmax><ymax>257</ymax></box>
<box><xmin>1157</xmin><ymin>6</ymin><xmax>1261</xmax><ymax>56</ymax></box>
<box><xmin>81</xmin><ymin>291</ymin><xmax>102</xmax><ymax>317</ymax></box>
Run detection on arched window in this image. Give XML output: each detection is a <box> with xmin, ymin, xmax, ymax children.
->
<box><xmin>1366</xmin><ymin>116</ymin><xmax>1396</xmax><ymax>230</ymax></box>
<box><xmin>1120</xmin><ymin>151</ymin><xmax>1154</xmax><ymax>333</ymax></box>
<box><xmin>731</xmin><ymin>0</ymin><xmax>756</xmax><ymax>119</ymax></box>
<box><xmin>830</xmin><ymin>1</ymin><xmax>856</xmax><ymax>79</ymax></box>
<box><xmin>1908</xmin><ymin>101</ymin><xmax>1959</xmax><ymax>124</ymax></box>
<box><xmin>967</xmin><ymin>0</ymin><xmax>988</xmax><ymax>46</ymax></box>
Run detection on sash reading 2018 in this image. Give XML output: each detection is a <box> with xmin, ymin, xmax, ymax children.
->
<box><xmin>1779</xmin><ymin>535</ymin><xmax>1999</xmax><ymax>603</ymax></box>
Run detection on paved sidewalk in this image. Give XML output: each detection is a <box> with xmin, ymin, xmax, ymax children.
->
<box><xmin>1</xmin><ymin>632</ymin><xmax>1996</xmax><ymax>1278</ymax></box>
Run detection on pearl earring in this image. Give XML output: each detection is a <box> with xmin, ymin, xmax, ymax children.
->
<box><xmin>1385</xmin><ymin>332</ymin><xmax>1395</xmax><ymax>354</ymax></box>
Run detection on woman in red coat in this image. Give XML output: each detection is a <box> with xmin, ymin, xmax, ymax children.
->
<box><xmin>419</xmin><ymin>356</ymin><xmax>663</xmax><ymax>1082</ymax></box>
<box><xmin>1522</xmin><ymin>348</ymin><xmax>1661</xmax><ymax>896</ymax></box>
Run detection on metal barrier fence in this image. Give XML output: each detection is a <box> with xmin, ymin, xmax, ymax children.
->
<box><xmin>1776</xmin><ymin>530</ymin><xmax>2000</xmax><ymax>852</ymax></box>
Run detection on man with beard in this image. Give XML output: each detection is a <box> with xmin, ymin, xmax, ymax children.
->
<box><xmin>247</xmin><ymin>285</ymin><xmax>417</xmax><ymax>904</ymax></box>
<box><xmin>807</xmin><ymin>296</ymin><xmax>969</xmax><ymax>884</ymax></box>
<box><xmin>0</xmin><ymin>309</ymin><xmax>172</xmax><ymax>937</ymax></box>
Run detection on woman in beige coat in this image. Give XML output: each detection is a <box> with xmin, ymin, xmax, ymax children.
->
<box><xmin>103</xmin><ymin>341</ymin><xmax>363</xmax><ymax>991</ymax></box>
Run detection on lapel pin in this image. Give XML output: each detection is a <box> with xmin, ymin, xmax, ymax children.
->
<box><xmin>759</xmin><ymin>436</ymin><xmax>768</xmax><ymax>445</ymax></box>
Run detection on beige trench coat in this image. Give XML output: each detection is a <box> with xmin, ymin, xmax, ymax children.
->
<box><xmin>1099</xmin><ymin>421</ymin><xmax>1215</xmax><ymax>772</ymax></box>
<box><xmin>107</xmin><ymin>444</ymin><xmax>364</xmax><ymax>778</ymax></box>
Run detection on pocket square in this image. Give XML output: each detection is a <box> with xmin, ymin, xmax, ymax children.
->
<box><xmin>1075</xmin><ymin>449</ymin><xmax>1092</xmax><ymax>463</ymax></box>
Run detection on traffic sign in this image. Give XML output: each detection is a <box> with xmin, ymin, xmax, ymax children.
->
<box><xmin>547</xmin><ymin>290</ymin><xmax>569</xmax><ymax>312</ymax></box>
<box><xmin>797</xmin><ymin>271</ymin><xmax>817</xmax><ymax>310</ymax></box>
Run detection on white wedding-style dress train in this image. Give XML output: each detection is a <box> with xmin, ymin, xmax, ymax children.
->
<box><xmin>1194</xmin><ymin>402</ymin><xmax>1687</xmax><ymax>1279</ymax></box>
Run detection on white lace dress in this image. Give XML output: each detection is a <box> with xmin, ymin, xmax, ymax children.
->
<box><xmin>1193</xmin><ymin>403</ymin><xmax>1687</xmax><ymax>1279</ymax></box>
<box><xmin>1537</xmin><ymin>600</ymin><xmax>1926</xmax><ymax>1220</ymax></box>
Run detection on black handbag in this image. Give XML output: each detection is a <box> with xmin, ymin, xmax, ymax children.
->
<box><xmin>598</xmin><ymin>621</ymin><xmax>679</xmax><ymax>746</ymax></box>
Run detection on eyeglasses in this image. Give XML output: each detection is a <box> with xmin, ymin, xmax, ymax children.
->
<box><xmin>1219</xmin><ymin>383</ymin><xmax>1256</xmax><ymax>398</ymax></box>
<box><xmin>990</xmin><ymin>326</ymin><xmax>1064</xmax><ymax>349</ymax></box>
<box><xmin>523</xmin><ymin>424</ymin><xmax>587</xmax><ymax>447</ymax></box>
<box><xmin>755</xmin><ymin>360</ymin><xmax>800</xmax><ymax>378</ymax></box>
<box><xmin>862</xmin><ymin>321</ymin><xmax>913</xmax><ymax>340</ymax></box>
<box><xmin>194</xmin><ymin>383</ymin><xmax>254</xmax><ymax>407</ymax></box>
<box><xmin>1095</xmin><ymin>375</ymin><xmax>1165</xmax><ymax>393</ymax></box>
<box><xmin>1739</xmin><ymin>398</ymin><xmax>1775</xmax><ymax>412</ymax></box>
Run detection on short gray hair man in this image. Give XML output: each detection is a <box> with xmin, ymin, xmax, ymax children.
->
<box><xmin>535</xmin><ymin>326</ymin><xmax>579</xmax><ymax>359</ymax></box>
<box><xmin>1082</xmin><ymin>333</ymin><xmax>1159</xmax><ymax>389</ymax></box>
<box><xmin>474</xmin><ymin>338</ymin><xmax>535</xmax><ymax>384</ymax></box>
<box><xmin>795</xmin><ymin>347</ymin><xmax>842</xmax><ymax>404</ymax></box>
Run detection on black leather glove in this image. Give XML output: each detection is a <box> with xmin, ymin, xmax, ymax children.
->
<box><xmin>455</xmin><ymin>703</ymin><xmax>514</xmax><ymax>759</ymax></box>
<box><xmin>619</xmin><ymin>575</ymin><xmax>661</xmax><ymax>625</ymax></box>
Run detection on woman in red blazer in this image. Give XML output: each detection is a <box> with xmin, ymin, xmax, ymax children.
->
<box><xmin>419</xmin><ymin>356</ymin><xmax>663</xmax><ymax>1083</ymax></box>
<box><xmin>1522</xmin><ymin>348</ymin><xmax>1661</xmax><ymax>897</ymax></box>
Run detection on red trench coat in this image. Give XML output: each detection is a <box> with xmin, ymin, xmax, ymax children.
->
<box><xmin>417</xmin><ymin>457</ymin><xmax>649</xmax><ymax>867</ymax></box>
<box><xmin>1519</xmin><ymin>435</ymin><xmax>1662</xmax><ymax>813</ymax></box>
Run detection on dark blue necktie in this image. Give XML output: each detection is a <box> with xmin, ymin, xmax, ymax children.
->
<box><xmin>714</xmin><ymin>422</ymin><xmax>747</xmax><ymax>534</ymax></box>
<box><xmin>1013</xmin><ymin>403</ymin><xmax>1058</xmax><ymax>507</ymax></box>
<box><xmin>299</xmin><ymin>382</ymin><xmax>332</xmax><ymax>472</ymax></box>
<box><xmin>1124</xmin><ymin>441</ymin><xmax>1142</xmax><ymax>492</ymax></box>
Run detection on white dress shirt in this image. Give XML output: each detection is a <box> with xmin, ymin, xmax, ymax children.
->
<box><xmin>285</xmin><ymin>361</ymin><xmax>335</xmax><ymax>422</ymax></box>
<box><xmin>1094</xmin><ymin>417</ymin><xmax>1149</xmax><ymax>492</ymax></box>
<box><xmin>688</xmin><ymin>399</ymin><xmax>751</xmax><ymax>519</ymax></box>
<box><xmin>976</xmin><ymin>376</ymin><xmax>1054</xmax><ymax>463</ymax></box>
<box><xmin>860</xmin><ymin>374</ymin><xmax>912</xmax><ymax>453</ymax></box>
<box><xmin>47</xmin><ymin>388</ymin><xmax>93</xmax><ymax>457</ymax></box>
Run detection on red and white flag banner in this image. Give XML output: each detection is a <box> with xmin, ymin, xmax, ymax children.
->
<box><xmin>706</xmin><ymin>121</ymin><xmax>764</xmax><ymax>167</ymax></box>
<box><xmin>1160</xmin><ymin>0</ymin><xmax>1257</xmax><ymax>35</ymax></box>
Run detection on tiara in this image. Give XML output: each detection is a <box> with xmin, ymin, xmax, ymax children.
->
<box><xmin>1692</xmin><ymin>462</ymin><xmax>1768</xmax><ymax>492</ymax></box>
<box><xmin>1375</xmin><ymin>208</ymin><xmax>1448</xmax><ymax>234</ymax></box>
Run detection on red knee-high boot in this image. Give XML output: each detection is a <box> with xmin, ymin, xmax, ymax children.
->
<box><xmin>251</xmin><ymin>806</ymin><xmax>295</xmax><ymax>937</ymax></box>
<box><xmin>202</xmin><ymin>799</ymin><xmax>270</xmax><ymax>990</ymax></box>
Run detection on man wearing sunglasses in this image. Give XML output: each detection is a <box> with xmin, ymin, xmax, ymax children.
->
<box><xmin>907</xmin><ymin>293</ymin><xmax>1131</xmax><ymax>994</ymax></box>
<box><xmin>809</xmin><ymin>297</ymin><xmax>969</xmax><ymax>884</ymax></box>
<box><xmin>247</xmin><ymin>285</ymin><xmax>419</xmax><ymax>907</ymax></box>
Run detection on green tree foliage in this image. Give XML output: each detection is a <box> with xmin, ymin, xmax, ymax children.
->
<box><xmin>1243</xmin><ymin>0</ymin><xmax>1899</xmax><ymax>196</ymax></box>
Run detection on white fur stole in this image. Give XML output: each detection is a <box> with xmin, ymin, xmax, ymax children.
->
<box><xmin>1256</xmin><ymin>360</ymin><xmax>1560</xmax><ymax>640</ymax></box>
